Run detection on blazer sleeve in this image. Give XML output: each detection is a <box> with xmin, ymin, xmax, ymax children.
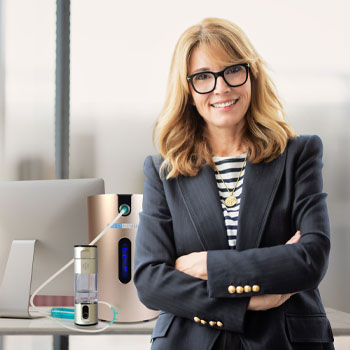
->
<box><xmin>206</xmin><ymin>135</ymin><xmax>331</xmax><ymax>298</ymax></box>
<box><xmin>134</xmin><ymin>155</ymin><xmax>250</xmax><ymax>333</ymax></box>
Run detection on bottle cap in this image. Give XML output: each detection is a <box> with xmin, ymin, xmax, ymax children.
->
<box><xmin>74</xmin><ymin>246</ymin><xmax>97</xmax><ymax>259</ymax></box>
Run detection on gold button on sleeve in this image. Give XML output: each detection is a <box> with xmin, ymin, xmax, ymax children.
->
<box><xmin>236</xmin><ymin>286</ymin><xmax>244</xmax><ymax>294</ymax></box>
<box><xmin>244</xmin><ymin>285</ymin><xmax>252</xmax><ymax>293</ymax></box>
<box><xmin>228</xmin><ymin>285</ymin><xmax>236</xmax><ymax>294</ymax></box>
<box><xmin>200</xmin><ymin>319</ymin><xmax>207</xmax><ymax>325</ymax></box>
<box><xmin>209</xmin><ymin>321</ymin><xmax>216</xmax><ymax>327</ymax></box>
<box><xmin>217</xmin><ymin>321</ymin><xmax>224</xmax><ymax>327</ymax></box>
<box><xmin>252</xmin><ymin>285</ymin><xmax>261</xmax><ymax>292</ymax></box>
<box><xmin>194</xmin><ymin>316</ymin><xmax>200</xmax><ymax>323</ymax></box>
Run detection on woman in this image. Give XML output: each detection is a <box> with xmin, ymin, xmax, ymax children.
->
<box><xmin>134</xmin><ymin>17</ymin><xmax>334</xmax><ymax>349</ymax></box>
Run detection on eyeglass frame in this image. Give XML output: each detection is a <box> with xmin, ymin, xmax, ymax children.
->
<box><xmin>187</xmin><ymin>63</ymin><xmax>250</xmax><ymax>94</ymax></box>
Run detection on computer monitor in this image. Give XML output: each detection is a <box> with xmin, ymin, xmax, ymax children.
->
<box><xmin>0</xmin><ymin>178</ymin><xmax>104</xmax><ymax>317</ymax></box>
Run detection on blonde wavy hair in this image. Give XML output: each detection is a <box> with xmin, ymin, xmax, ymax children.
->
<box><xmin>154</xmin><ymin>17</ymin><xmax>296</xmax><ymax>179</ymax></box>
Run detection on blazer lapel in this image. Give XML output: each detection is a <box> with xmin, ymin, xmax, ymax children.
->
<box><xmin>176</xmin><ymin>151</ymin><xmax>286</xmax><ymax>252</ymax></box>
<box><xmin>236</xmin><ymin>152</ymin><xmax>287</xmax><ymax>250</ymax></box>
<box><xmin>177</xmin><ymin>165</ymin><xmax>228</xmax><ymax>250</ymax></box>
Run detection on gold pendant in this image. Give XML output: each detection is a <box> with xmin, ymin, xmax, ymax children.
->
<box><xmin>225</xmin><ymin>196</ymin><xmax>237</xmax><ymax>207</ymax></box>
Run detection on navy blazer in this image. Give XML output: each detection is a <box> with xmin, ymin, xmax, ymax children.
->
<box><xmin>134</xmin><ymin>135</ymin><xmax>334</xmax><ymax>350</ymax></box>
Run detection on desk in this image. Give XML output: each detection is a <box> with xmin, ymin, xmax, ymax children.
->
<box><xmin>0</xmin><ymin>308</ymin><xmax>156</xmax><ymax>350</ymax></box>
<box><xmin>0</xmin><ymin>308</ymin><xmax>156</xmax><ymax>335</ymax></box>
<box><xmin>0</xmin><ymin>308</ymin><xmax>349</xmax><ymax>350</ymax></box>
<box><xmin>325</xmin><ymin>308</ymin><xmax>350</xmax><ymax>336</ymax></box>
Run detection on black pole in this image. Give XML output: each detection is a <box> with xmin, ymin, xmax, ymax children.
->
<box><xmin>53</xmin><ymin>335</ymin><xmax>69</xmax><ymax>350</ymax></box>
<box><xmin>55</xmin><ymin>0</ymin><xmax>70</xmax><ymax>179</ymax></box>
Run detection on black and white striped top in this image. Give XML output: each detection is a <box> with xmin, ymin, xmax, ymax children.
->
<box><xmin>213</xmin><ymin>154</ymin><xmax>246</xmax><ymax>249</ymax></box>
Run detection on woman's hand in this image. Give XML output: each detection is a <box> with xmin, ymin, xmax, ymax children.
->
<box><xmin>248</xmin><ymin>230</ymin><xmax>301</xmax><ymax>311</ymax></box>
<box><xmin>285</xmin><ymin>230</ymin><xmax>301</xmax><ymax>245</ymax></box>
<box><xmin>175</xmin><ymin>251</ymin><xmax>208</xmax><ymax>280</ymax></box>
<box><xmin>247</xmin><ymin>293</ymin><xmax>294</xmax><ymax>311</ymax></box>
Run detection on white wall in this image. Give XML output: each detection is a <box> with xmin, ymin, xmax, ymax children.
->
<box><xmin>1</xmin><ymin>0</ymin><xmax>350</xmax><ymax>311</ymax></box>
<box><xmin>2</xmin><ymin>0</ymin><xmax>55</xmax><ymax>180</ymax></box>
<box><xmin>0</xmin><ymin>0</ymin><xmax>5</xmax><ymax>169</ymax></box>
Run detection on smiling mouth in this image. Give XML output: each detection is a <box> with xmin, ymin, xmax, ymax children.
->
<box><xmin>211</xmin><ymin>99</ymin><xmax>239</xmax><ymax>108</ymax></box>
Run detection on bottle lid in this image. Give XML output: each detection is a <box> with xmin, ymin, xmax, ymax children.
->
<box><xmin>74</xmin><ymin>246</ymin><xmax>97</xmax><ymax>259</ymax></box>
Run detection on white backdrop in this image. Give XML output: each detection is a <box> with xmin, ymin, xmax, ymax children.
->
<box><xmin>1</xmin><ymin>0</ymin><xmax>350</xmax><ymax>311</ymax></box>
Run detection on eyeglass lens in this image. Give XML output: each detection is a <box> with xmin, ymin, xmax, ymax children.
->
<box><xmin>192</xmin><ymin>65</ymin><xmax>247</xmax><ymax>93</ymax></box>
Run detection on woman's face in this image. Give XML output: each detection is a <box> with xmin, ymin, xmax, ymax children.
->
<box><xmin>188</xmin><ymin>46</ymin><xmax>251</xmax><ymax>134</ymax></box>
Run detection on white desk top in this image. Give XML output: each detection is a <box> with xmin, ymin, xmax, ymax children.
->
<box><xmin>325</xmin><ymin>308</ymin><xmax>350</xmax><ymax>336</ymax></box>
<box><xmin>0</xmin><ymin>308</ymin><xmax>349</xmax><ymax>336</ymax></box>
<box><xmin>0</xmin><ymin>308</ymin><xmax>156</xmax><ymax>335</ymax></box>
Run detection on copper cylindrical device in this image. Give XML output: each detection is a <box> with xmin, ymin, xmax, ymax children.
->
<box><xmin>88</xmin><ymin>194</ymin><xmax>159</xmax><ymax>323</ymax></box>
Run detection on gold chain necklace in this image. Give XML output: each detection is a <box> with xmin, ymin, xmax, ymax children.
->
<box><xmin>214</xmin><ymin>155</ymin><xmax>247</xmax><ymax>207</ymax></box>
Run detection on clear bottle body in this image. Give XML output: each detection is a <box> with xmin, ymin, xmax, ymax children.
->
<box><xmin>74</xmin><ymin>273</ymin><xmax>97</xmax><ymax>304</ymax></box>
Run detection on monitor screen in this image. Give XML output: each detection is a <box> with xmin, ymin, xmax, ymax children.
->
<box><xmin>0</xmin><ymin>178</ymin><xmax>105</xmax><ymax>298</ymax></box>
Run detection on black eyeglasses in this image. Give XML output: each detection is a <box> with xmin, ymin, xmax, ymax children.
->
<box><xmin>187</xmin><ymin>63</ymin><xmax>250</xmax><ymax>94</ymax></box>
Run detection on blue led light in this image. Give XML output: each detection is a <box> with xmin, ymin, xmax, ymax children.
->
<box><xmin>121</xmin><ymin>246</ymin><xmax>129</xmax><ymax>278</ymax></box>
<box><xmin>118</xmin><ymin>238</ymin><xmax>131</xmax><ymax>284</ymax></box>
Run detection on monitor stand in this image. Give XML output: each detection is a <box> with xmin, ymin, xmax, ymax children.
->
<box><xmin>0</xmin><ymin>240</ymin><xmax>36</xmax><ymax>318</ymax></box>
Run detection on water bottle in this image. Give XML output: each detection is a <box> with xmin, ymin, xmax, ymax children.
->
<box><xmin>74</xmin><ymin>245</ymin><xmax>98</xmax><ymax>326</ymax></box>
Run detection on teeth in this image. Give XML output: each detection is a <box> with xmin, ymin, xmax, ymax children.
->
<box><xmin>212</xmin><ymin>100</ymin><xmax>238</xmax><ymax>108</ymax></box>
